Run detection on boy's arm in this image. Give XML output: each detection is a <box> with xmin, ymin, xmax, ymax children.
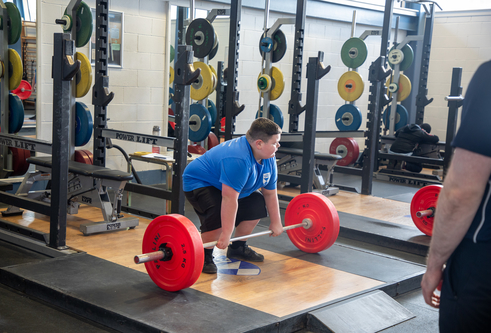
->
<box><xmin>216</xmin><ymin>183</ymin><xmax>240</xmax><ymax>249</ymax></box>
<box><xmin>262</xmin><ymin>188</ymin><xmax>284</xmax><ymax>236</ymax></box>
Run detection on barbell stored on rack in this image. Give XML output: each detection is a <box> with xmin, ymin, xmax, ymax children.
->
<box><xmin>134</xmin><ymin>192</ymin><xmax>340</xmax><ymax>292</ymax></box>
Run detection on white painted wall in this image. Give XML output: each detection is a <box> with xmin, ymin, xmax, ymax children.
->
<box><xmin>426</xmin><ymin>9</ymin><xmax>491</xmax><ymax>141</ymax></box>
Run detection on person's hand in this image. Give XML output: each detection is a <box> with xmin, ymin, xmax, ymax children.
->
<box><xmin>216</xmin><ymin>233</ymin><xmax>231</xmax><ymax>249</ymax></box>
<box><xmin>421</xmin><ymin>267</ymin><xmax>443</xmax><ymax>308</ymax></box>
<box><xmin>269</xmin><ymin>223</ymin><xmax>284</xmax><ymax>237</ymax></box>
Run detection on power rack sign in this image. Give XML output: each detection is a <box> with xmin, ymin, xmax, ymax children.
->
<box><xmin>114</xmin><ymin>132</ymin><xmax>158</xmax><ymax>145</ymax></box>
<box><xmin>0</xmin><ymin>137</ymin><xmax>39</xmax><ymax>151</ymax></box>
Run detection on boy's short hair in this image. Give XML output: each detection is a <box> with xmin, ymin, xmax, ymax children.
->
<box><xmin>246</xmin><ymin>118</ymin><xmax>281</xmax><ymax>144</ymax></box>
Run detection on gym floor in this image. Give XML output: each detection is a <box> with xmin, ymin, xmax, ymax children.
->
<box><xmin>0</xmin><ymin>173</ymin><xmax>440</xmax><ymax>332</ymax></box>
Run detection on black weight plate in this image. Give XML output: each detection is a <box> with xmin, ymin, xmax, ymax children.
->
<box><xmin>259</xmin><ymin>29</ymin><xmax>287</xmax><ymax>63</ymax></box>
<box><xmin>209</xmin><ymin>38</ymin><xmax>219</xmax><ymax>61</ymax></box>
<box><xmin>186</xmin><ymin>18</ymin><xmax>215</xmax><ymax>59</ymax></box>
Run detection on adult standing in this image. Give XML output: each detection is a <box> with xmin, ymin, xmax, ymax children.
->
<box><xmin>421</xmin><ymin>60</ymin><xmax>491</xmax><ymax>331</ymax></box>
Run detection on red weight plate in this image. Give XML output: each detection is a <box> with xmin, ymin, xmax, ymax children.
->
<box><xmin>410</xmin><ymin>185</ymin><xmax>442</xmax><ymax>236</ymax></box>
<box><xmin>220</xmin><ymin>117</ymin><xmax>226</xmax><ymax>132</ymax></box>
<box><xmin>285</xmin><ymin>192</ymin><xmax>340</xmax><ymax>253</ymax></box>
<box><xmin>188</xmin><ymin>144</ymin><xmax>206</xmax><ymax>155</ymax></box>
<box><xmin>10</xmin><ymin>147</ymin><xmax>30</xmax><ymax>176</ymax></box>
<box><xmin>74</xmin><ymin>150</ymin><xmax>93</xmax><ymax>164</ymax></box>
<box><xmin>207</xmin><ymin>132</ymin><xmax>219</xmax><ymax>150</ymax></box>
<box><xmin>168</xmin><ymin>108</ymin><xmax>176</xmax><ymax>130</ymax></box>
<box><xmin>142</xmin><ymin>214</ymin><xmax>204</xmax><ymax>292</ymax></box>
<box><xmin>329</xmin><ymin>137</ymin><xmax>359</xmax><ymax>166</ymax></box>
<box><xmin>11</xmin><ymin>80</ymin><xmax>32</xmax><ymax>100</ymax></box>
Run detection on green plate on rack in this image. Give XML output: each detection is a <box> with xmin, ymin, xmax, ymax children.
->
<box><xmin>6</xmin><ymin>2</ymin><xmax>22</xmax><ymax>45</ymax></box>
<box><xmin>64</xmin><ymin>1</ymin><xmax>93</xmax><ymax>47</ymax></box>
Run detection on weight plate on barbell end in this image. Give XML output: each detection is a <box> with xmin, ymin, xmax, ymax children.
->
<box><xmin>12</xmin><ymin>80</ymin><xmax>32</xmax><ymax>100</ymax></box>
<box><xmin>9</xmin><ymin>93</ymin><xmax>24</xmax><ymax>134</ymax></box>
<box><xmin>209</xmin><ymin>65</ymin><xmax>217</xmax><ymax>92</ymax></box>
<box><xmin>337</xmin><ymin>71</ymin><xmax>364</xmax><ymax>102</ymax></box>
<box><xmin>191</xmin><ymin>62</ymin><xmax>214</xmax><ymax>101</ymax></box>
<box><xmin>169</xmin><ymin>66</ymin><xmax>174</xmax><ymax>85</ymax></box>
<box><xmin>170</xmin><ymin>45</ymin><xmax>175</xmax><ymax>63</ymax></box>
<box><xmin>410</xmin><ymin>185</ymin><xmax>442</xmax><ymax>236</ymax></box>
<box><xmin>64</xmin><ymin>1</ymin><xmax>93</xmax><ymax>48</ymax></box>
<box><xmin>340</xmin><ymin>37</ymin><xmax>368</xmax><ymax>69</ymax></box>
<box><xmin>382</xmin><ymin>104</ymin><xmax>408</xmax><ymax>131</ymax></box>
<box><xmin>329</xmin><ymin>137</ymin><xmax>359</xmax><ymax>167</ymax></box>
<box><xmin>75</xmin><ymin>102</ymin><xmax>93</xmax><ymax>147</ymax></box>
<box><xmin>142</xmin><ymin>214</ymin><xmax>204</xmax><ymax>292</ymax></box>
<box><xmin>10</xmin><ymin>147</ymin><xmax>30</xmax><ymax>176</ymax></box>
<box><xmin>189</xmin><ymin>103</ymin><xmax>212</xmax><ymax>142</ymax></box>
<box><xmin>256</xmin><ymin>104</ymin><xmax>284</xmax><ymax>129</ymax></box>
<box><xmin>74</xmin><ymin>149</ymin><xmax>94</xmax><ymax>165</ymax></box>
<box><xmin>185</xmin><ymin>18</ymin><xmax>215</xmax><ymax>59</ymax></box>
<box><xmin>389</xmin><ymin>44</ymin><xmax>414</xmax><ymax>71</ymax></box>
<box><xmin>285</xmin><ymin>192</ymin><xmax>340</xmax><ymax>253</ymax></box>
<box><xmin>6</xmin><ymin>2</ymin><xmax>22</xmax><ymax>45</ymax></box>
<box><xmin>259</xmin><ymin>29</ymin><xmax>287</xmax><ymax>63</ymax></box>
<box><xmin>386</xmin><ymin>74</ymin><xmax>412</xmax><ymax>102</ymax></box>
<box><xmin>269</xmin><ymin>67</ymin><xmax>285</xmax><ymax>101</ymax></box>
<box><xmin>188</xmin><ymin>144</ymin><xmax>207</xmax><ymax>155</ymax></box>
<box><xmin>8</xmin><ymin>49</ymin><xmax>23</xmax><ymax>91</ymax></box>
<box><xmin>335</xmin><ymin>104</ymin><xmax>362</xmax><ymax>131</ymax></box>
<box><xmin>207</xmin><ymin>132</ymin><xmax>219</xmax><ymax>150</ymax></box>
<box><xmin>75</xmin><ymin>52</ymin><xmax>92</xmax><ymax>98</ymax></box>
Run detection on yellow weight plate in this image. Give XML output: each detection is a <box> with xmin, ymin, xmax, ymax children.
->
<box><xmin>337</xmin><ymin>71</ymin><xmax>364</xmax><ymax>102</ymax></box>
<box><xmin>269</xmin><ymin>66</ymin><xmax>285</xmax><ymax>101</ymax></box>
<box><xmin>169</xmin><ymin>66</ymin><xmax>174</xmax><ymax>84</ymax></box>
<box><xmin>8</xmin><ymin>49</ymin><xmax>22</xmax><ymax>91</ymax></box>
<box><xmin>209</xmin><ymin>65</ymin><xmax>217</xmax><ymax>92</ymax></box>
<box><xmin>191</xmin><ymin>61</ymin><xmax>213</xmax><ymax>101</ymax></box>
<box><xmin>386</xmin><ymin>74</ymin><xmax>412</xmax><ymax>102</ymax></box>
<box><xmin>75</xmin><ymin>52</ymin><xmax>92</xmax><ymax>98</ymax></box>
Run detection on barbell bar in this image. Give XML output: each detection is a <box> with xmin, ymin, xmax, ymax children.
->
<box><xmin>134</xmin><ymin>219</ymin><xmax>312</xmax><ymax>265</ymax></box>
<box><xmin>136</xmin><ymin>192</ymin><xmax>340</xmax><ymax>292</ymax></box>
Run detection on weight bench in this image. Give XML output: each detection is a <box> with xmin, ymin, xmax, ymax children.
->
<box><xmin>276</xmin><ymin>147</ymin><xmax>342</xmax><ymax>196</ymax></box>
<box><xmin>3</xmin><ymin>156</ymin><xmax>139</xmax><ymax>235</ymax></box>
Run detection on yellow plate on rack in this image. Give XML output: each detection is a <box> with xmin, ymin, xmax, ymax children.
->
<box><xmin>75</xmin><ymin>52</ymin><xmax>92</xmax><ymax>98</ymax></box>
<box><xmin>386</xmin><ymin>74</ymin><xmax>412</xmax><ymax>102</ymax></box>
<box><xmin>337</xmin><ymin>71</ymin><xmax>364</xmax><ymax>102</ymax></box>
<box><xmin>191</xmin><ymin>61</ymin><xmax>213</xmax><ymax>101</ymax></box>
<box><xmin>8</xmin><ymin>49</ymin><xmax>23</xmax><ymax>91</ymax></box>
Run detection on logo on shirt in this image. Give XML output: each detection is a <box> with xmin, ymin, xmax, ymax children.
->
<box><xmin>263</xmin><ymin>172</ymin><xmax>271</xmax><ymax>185</ymax></box>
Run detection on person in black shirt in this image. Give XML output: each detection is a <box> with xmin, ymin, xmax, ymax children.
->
<box><xmin>388</xmin><ymin>123</ymin><xmax>439</xmax><ymax>172</ymax></box>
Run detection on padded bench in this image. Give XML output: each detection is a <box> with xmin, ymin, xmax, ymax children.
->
<box><xmin>4</xmin><ymin>156</ymin><xmax>138</xmax><ymax>235</ymax></box>
<box><xmin>27</xmin><ymin>156</ymin><xmax>133</xmax><ymax>182</ymax></box>
<box><xmin>277</xmin><ymin>147</ymin><xmax>342</xmax><ymax>162</ymax></box>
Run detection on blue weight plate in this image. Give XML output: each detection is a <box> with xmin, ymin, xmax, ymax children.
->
<box><xmin>335</xmin><ymin>104</ymin><xmax>362</xmax><ymax>131</ymax></box>
<box><xmin>8</xmin><ymin>93</ymin><xmax>24</xmax><ymax>133</ymax></box>
<box><xmin>382</xmin><ymin>104</ymin><xmax>408</xmax><ymax>131</ymax></box>
<box><xmin>256</xmin><ymin>104</ymin><xmax>284</xmax><ymax>129</ymax></box>
<box><xmin>75</xmin><ymin>102</ymin><xmax>93</xmax><ymax>146</ymax></box>
<box><xmin>207</xmin><ymin>99</ymin><xmax>217</xmax><ymax>125</ymax></box>
<box><xmin>169</xmin><ymin>87</ymin><xmax>175</xmax><ymax>110</ymax></box>
<box><xmin>189</xmin><ymin>104</ymin><xmax>212</xmax><ymax>142</ymax></box>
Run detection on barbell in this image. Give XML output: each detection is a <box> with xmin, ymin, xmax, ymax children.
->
<box><xmin>134</xmin><ymin>192</ymin><xmax>340</xmax><ymax>292</ymax></box>
<box><xmin>410</xmin><ymin>184</ymin><xmax>442</xmax><ymax>236</ymax></box>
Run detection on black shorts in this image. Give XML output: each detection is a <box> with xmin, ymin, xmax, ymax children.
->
<box><xmin>439</xmin><ymin>238</ymin><xmax>491</xmax><ymax>332</ymax></box>
<box><xmin>184</xmin><ymin>186</ymin><xmax>268</xmax><ymax>233</ymax></box>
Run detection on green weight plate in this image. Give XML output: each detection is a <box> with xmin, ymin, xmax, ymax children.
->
<box><xmin>64</xmin><ymin>1</ymin><xmax>93</xmax><ymax>48</ymax></box>
<box><xmin>8</xmin><ymin>93</ymin><xmax>24</xmax><ymax>134</ymax></box>
<box><xmin>170</xmin><ymin>45</ymin><xmax>175</xmax><ymax>63</ymax></box>
<box><xmin>341</xmin><ymin>37</ymin><xmax>368</xmax><ymax>69</ymax></box>
<box><xmin>6</xmin><ymin>3</ymin><xmax>22</xmax><ymax>45</ymax></box>
<box><xmin>259</xmin><ymin>29</ymin><xmax>287</xmax><ymax>63</ymax></box>
<box><xmin>389</xmin><ymin>44</ymin><xmax>414</xmax><ymax>71</ymax></box>
<box><xmin>209</xmin><ymin>38</ymin><xmax>219</xmax><ymax>61</ymax></box>
<box><xmin>75</xmin><ymin>102</ymin><xmax>93</xmax><ymax>146</ymax></box>
<box><xmin>185</xmin><ymin>18</ymin><xmax>215</xmax><ymax>58</ymax></box>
